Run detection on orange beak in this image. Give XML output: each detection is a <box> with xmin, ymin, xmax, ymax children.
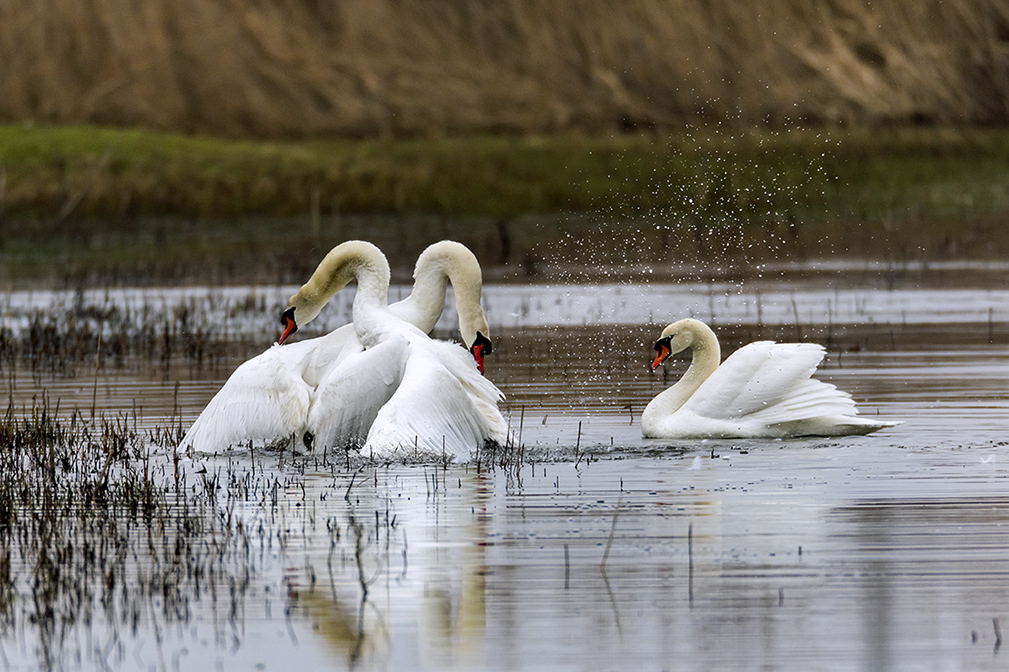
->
<box><xmin>279</xmin><ymin>312</ymin><xmax>298</xmax><ymax>345</ymax></box>
<box><xmin>651</xmin><ymin>343</ymin><xmax>671</xmax><ymax>371</ymax></box>
<box><xmin>472</xmin><ymin>343</ymin><xmax>486</xmax><ymax>374</ymax></box>
<box><xmin>469</xmin><ymin>332</ymin><xmax>492</xmax><ymax>375</ymax></box>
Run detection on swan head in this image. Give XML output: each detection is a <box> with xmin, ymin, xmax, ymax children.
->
<box><xmin>278</xmin><ymin>240</ymin><xmax>389</xmax><ymax>344</ymax></box>
<box><xmin>414</xmin><ymin>240</ymin><xmax>493</xmax><ymax>371</ymax></box>
<box><xmin>469</xmin><ymin>330</ymin><xmax>492</xmax><ymax>374</ymax></box>
<box><xmin>279</xmin><ymin>306</ymin><xmax>299</xmax><ymax>344</ymax></box>
<box><xmin>650</xmin><ymin>319</ymin><xmax>711</xmax><ymax>371</ymax></box>
<box><xmin>458</xmin><ymin>303</ymin><xmax>493</xmax><ymax>372</ymax></box>
<box><xmin>279</xmin><ymin>293</ymin><xmax>327</xmax><ymax>344</ymax></box>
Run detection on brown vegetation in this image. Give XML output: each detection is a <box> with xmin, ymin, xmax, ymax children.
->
<box><xmin>3</xmin><ymin>1</ymin><xmax>1009</xmax><ymax>137</ymax></box>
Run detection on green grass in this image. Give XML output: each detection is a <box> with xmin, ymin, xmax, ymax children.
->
<box><xmin>2</xmin><ymin>124</ymin><xmax>1009</xmax><ymax>287</ymax></box>
<box><xmin>0</xmin><ymin>124</ymin><xmax>821</xmax><ymax>218</ymax></box>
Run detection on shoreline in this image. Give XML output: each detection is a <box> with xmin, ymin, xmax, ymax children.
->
<box><xmin>3</xmin><ymin>124</ymin><xmax>1008</xmax><ymax>288</ymax></box>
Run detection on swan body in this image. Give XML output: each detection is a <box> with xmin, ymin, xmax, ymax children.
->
<box><xmin>181</xmin><ymin>241</ymin><xmax>503</xmax><ymax>456</ymax></box>
<box><xmin>286</xmin><ymin>240</ymin><xmax>506</xmax><ymax>459</ymax></box>
<box><xmin>642</xmin><ymin>319</ymin><xmax>899</xmax><ymax>439</ymax></box>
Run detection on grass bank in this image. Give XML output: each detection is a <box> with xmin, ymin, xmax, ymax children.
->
<box><xmin>2</xmin><ymin>124</ymin><xmax>1008</xmax><ymax>287</ymax></box>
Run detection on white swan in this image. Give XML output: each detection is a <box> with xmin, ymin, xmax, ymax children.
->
<box><xmin>180</xmin><ymin>241</ymin><xmax>500</xmax><ymax>455</ymax></box>
<box><xmin>283</xmin><ymin>240</ymin><xmax>507</xmax><ymax>459</ymax></box>
<box><xmin>641</xmin><ymin>318</ymin><xmax>899</xmax><ymax>439</ymax></box>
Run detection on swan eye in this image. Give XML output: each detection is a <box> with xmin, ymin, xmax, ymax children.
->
<box><xmin>280</xmin><ymin>306</ymin><xmax>296</xmax><ymax>326</ymax></box>
<box><xmin>654</xmin><ymin>336</ymin><xmax>672</xmax><ymax>353</ymax></box>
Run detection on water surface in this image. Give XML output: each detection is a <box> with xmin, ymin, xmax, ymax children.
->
<box><xmin>2</xmin><ymin>269</ymin><xmax>1008</xmax><ymax>670</ymax></box>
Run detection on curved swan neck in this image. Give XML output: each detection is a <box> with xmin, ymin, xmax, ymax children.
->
<box><xmin>288</xmin><ymin>241</ymin><xmax>390</xmax><ymax>328</ymax></box>
<box><xmin>310</xmin><ymin>241</ymin><xmax>388</xmax><ymax>306</ymax></box>
<box><xmin>399</xmin><ymin>241</ymin><xmax>487</xmax><ymax>346</ymax></box>
<box><xmin>396</xmin><ymin>244</ymin><xmax>454</xmax><ymax>331</ymax></box>
<box><xmin>684</xmin><ymin>322</ymin><xmax>720</xmax><ymax>379</ymax></box>
<box><xmin>643</xmin><ymin>320</ymin><xmax>721</xmax><ymax>422</ymax></box>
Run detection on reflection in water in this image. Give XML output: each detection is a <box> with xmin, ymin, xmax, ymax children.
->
<box><xmin>292</xmin><ymin>508</ymin><xmax>393</xmax><ymax>670</ymax></box>
<box><xmin>1</xmin><ymin>432</ymin><xmax>1009</xmax><ymax>669</ymax></box>
<box><xmin>418</xmin><ymin>471</ymin><xmax>489</xmax><ymax>671</ymax></box>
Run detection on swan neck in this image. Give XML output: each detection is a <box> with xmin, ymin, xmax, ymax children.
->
<box><xmin>643</xmin><ymin>328</ymin><xmax>721</xmax><ymax>425</ymax></box>
<box><xmin>401</xmin><ymin>267</ymin><xmax>450</xmax><ymax>333</ymax></box>
<box><xmin>688</xmin><ymin>329</ymin><xmax>720</xmax><ymax>380</ymax></box>
<box><xmin>350</xmin><ymin>268</ymin><xmax>389</xmax><ymax>312</ymax></box>
<box><xmin>448</xmin><ymin>269</ymin><xmax>486</xmax><ymax>344</ymax></box>
<box><xmin>295</xmin><ymin>241</ymin><xmax>390</xmax><ymax>326</ymax></box>
<box><xmin>404</xmin><ymin>241</ymin><xmax>486</xmax><ymax>344</ymax></box>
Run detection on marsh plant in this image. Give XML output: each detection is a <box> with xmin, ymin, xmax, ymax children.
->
<box><xmin>0</xmin><ymin>397</ymin><xmax>243</xmax><ymax>666</ymax></box>
<box><xmin>0</xmin><ymin>289</ymin><xmax>276</xmax><ymax>378</ymax></box>
<box><xmin>0</xmin><ymin>384</ymin><xmax>424</xmax><ymax>670</ymax></box>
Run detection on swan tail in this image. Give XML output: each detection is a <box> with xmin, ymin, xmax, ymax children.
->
<box><xmin>770</xmin><ymin>415</ymin><xmax>902</xmax><ymax>436</ymax></box>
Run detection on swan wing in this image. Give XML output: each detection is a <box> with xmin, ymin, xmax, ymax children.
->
<box><xmin>364</xmin><ymin>341</ymin><xmax>506</xmax><ymax>461</ymax></box>
<box><xmin>425</xmin><ymin>340</ymin><xmax>506</xmax><ymax>420</ymax></box>
<box><xmin>180</xmin><ymin>342</ymin><xmax>315</xmax><ymax>453</ymax></box>
<box><xmin>306</xmin><ymin>336</ymin><xmax>409</xmax><ymax>450</ymax></box>
<box><xmin>683</xmin><ymin>341</ymin><xmax>856</xmax><ymax>422</ymax></box>
<box><xmin>297</xmin><ymin>324</ymin><xmax>362</xmax><ymax>386</ymax></box>
<box><xmin>423</xmin><ymin>339</ymin><xmax>508</xmax><ymax>445</ymax></box>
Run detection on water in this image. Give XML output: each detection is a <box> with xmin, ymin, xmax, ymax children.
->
<box><xmin>2</xmin><ymin>268</ymin><xmax>1008</xmax><ymax>670</ymax></box>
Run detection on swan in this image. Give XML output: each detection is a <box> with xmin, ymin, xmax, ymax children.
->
<box><xmin>180</xmin><ymin>240</ymin><xmax>500</xmax><ymax>455</ymax></box>
<box><xmin>641</xmin><ymin>318</ymin><xmax>899</xmax><ymax>439</ymax></box>
<box><xmin>281</xmin><ymin>240</ymin><xmax>507</xmax><ymax>459</ymax></box>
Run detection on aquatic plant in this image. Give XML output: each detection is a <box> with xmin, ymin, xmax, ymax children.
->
<box><xmin>0</xmin><ymin>290</ymin><xmax>269</xmax><ymax>377</ymax></box>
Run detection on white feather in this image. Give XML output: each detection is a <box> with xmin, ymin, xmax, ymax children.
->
<box><xmin>181</xmin><ymin>342</ymin><xmax>315</xmax><ymax>451</ymax></box>
<box><xmin>307</xmin><ymin>336</ymin><xmax>409</xmax><ymax>450</ymax></box>
<box><xmin>363</xmin><ymin>339</ymin><xmax>506</xmax><ymax>460</ymax></box>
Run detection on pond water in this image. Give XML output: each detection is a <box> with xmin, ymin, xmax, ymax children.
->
<box><xmin>2</xmin><ymin>265</ymin><xmax>1009</xmax><ymax>670</ymax></box>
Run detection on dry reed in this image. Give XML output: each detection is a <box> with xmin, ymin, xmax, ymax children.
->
<box><xmin>2</xmin><ymin>0</ymin><xmax>1008</xmax><ymax>137</ymax></box>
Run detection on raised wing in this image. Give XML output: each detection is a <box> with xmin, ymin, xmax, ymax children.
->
<box><xmin>180</xmin><ymin>342</ymin><xmax>315</xmax><ymax>453</ymax></box>
<box><xmin>364</xmin><ymin>340</ymin><xmax>505</xmax><ymax>461</ymax></box>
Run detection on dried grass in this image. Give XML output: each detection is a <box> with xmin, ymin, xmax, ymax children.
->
<box><xmin>2</xmin><ymin>0</ymin><xmax>1008</xmax><ymax>137</ymax></box>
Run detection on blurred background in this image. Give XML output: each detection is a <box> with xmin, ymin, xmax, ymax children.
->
<box><xmin>2</xmin><ymin>0</ymin><xmax>1009</xmax><ymax>287</ymax></box>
